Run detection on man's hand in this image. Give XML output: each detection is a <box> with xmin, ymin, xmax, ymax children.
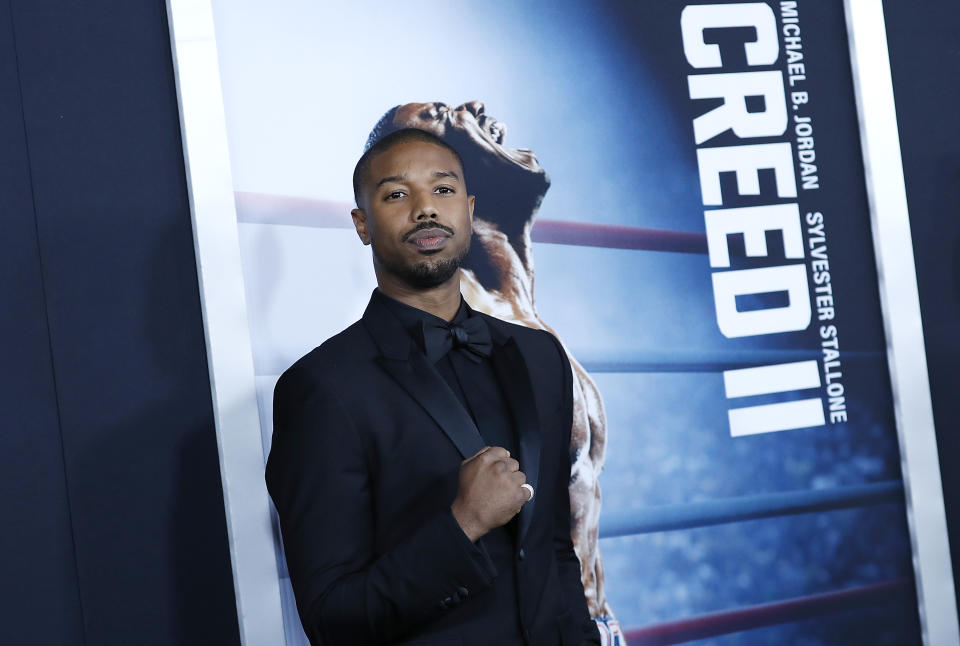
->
<box><xmin>451</xmin><ymin>446</ymin><xmax>532</xmax><ymax>542</ymax></box>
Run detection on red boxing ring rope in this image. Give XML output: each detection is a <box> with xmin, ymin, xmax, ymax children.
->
<box><xmin>531</xmin><ymin>220</ymin><xmax>706</xmax><ymax>253</ymax></box>
<box><xmin>623</xmin><ymin>578</ymin><xmax>913</xmax><ymax>645</ymax></box>
<box><xmin>234</xmin><ymin>191</ymin><xmax>708</xmax><ymax>254</ymax></box>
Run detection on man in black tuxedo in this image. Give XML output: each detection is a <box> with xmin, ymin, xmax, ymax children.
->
<box><xmin>266</xmin><ymin>128</ymin><xmax>601</xmax><ymax>646</ymax></box>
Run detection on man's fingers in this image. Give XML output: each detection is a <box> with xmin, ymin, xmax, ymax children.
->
<box><xmin>464</xmin><ymin>446</ymin><xmax>492</xmax><ymax>463</ymax></box>
<box><xmin>494</xmin><ymin>458</ymin><xmax>521</xmax><ymax>474</ymax></box>
<box><xmin>482</xmin><ymin>446</ymin><xmax>510</xmax><ymax>462</ymax></box>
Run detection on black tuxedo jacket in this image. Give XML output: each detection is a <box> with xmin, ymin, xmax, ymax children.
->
<box><xmin>266</xmin><ymin>292</ymin><xmax>601</xmax><ymax>646</ymax></box>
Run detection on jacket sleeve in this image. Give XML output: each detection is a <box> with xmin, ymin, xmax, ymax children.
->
<box><xmin>266</xmin><ymin>363</ymin><xmax>498</xmax><ymax>646</ymax></box>
<box><xmin>545</xmin><ymin>333</ymin><xmax>602</xmax><ymax>646</ymax></box>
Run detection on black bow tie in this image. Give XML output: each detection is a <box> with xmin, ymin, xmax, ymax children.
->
<box><xmin>422</xmin><ymin>316</ymin><xmax>493</xmax><ymax>363</ymax></box>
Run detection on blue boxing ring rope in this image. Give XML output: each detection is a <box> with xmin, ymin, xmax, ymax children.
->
<box><xmin>598</xmin><ymin>480</ymin><xmax>903</xmax><ymax>538</ymax></box>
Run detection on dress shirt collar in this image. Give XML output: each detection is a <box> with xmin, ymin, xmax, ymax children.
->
<box><xmin>373</xmin><ymin>288</ymin><xmax>471</xmax><ymax>356</ymax></box>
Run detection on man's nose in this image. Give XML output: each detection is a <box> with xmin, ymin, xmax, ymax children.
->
<box><xmin>458</xmin><ymin>101</ymin><xmax>484</xmax><ymax>118</ymax></box>
<box><xmin>414</xmin><ymin>196</ymin><xmax>439</xmax><ymax>220</ymax></box>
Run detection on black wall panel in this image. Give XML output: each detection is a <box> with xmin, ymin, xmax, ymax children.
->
<box><xmin>1</xmin><ymin>1</ymin><xmax>239</xmax><ymax>644</ymax></box>
<box><xmin>883</xmin><ymin>0</ymin><xmax>960</xmax><ymax>613</ymax></box>
<box><xmin>0</xmin><ymin>2</ymin><xmax>85</xmax><ymax>643</ymax></box>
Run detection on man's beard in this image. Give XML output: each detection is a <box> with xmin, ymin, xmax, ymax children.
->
<box><xmin>373</xmin><ymin>241</ymin><xmax>470</xmax><ymax>289</ymax></box>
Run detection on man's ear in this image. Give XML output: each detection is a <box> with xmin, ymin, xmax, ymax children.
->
<box><xmin>351</xmin><ymin>208</ymin><xmax>371</xmax><ymax>245</ymax></box>
<box><xmin>467</xmin><ymin>195</ymin><xmax>475</xmax><ymax>227</ymax></box>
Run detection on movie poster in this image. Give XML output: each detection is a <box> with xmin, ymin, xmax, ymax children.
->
<box><xmin>208</xmin><ymin>1</ymin><xmax>922</xmax><ymax>643</ymax></box>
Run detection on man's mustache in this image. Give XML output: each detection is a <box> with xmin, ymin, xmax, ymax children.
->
<box><xmin>402</xmin><ymin>222</ymin><xmax>455</xmax><ymax>242</ymax></box>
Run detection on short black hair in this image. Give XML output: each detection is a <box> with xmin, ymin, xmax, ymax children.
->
<box><xmin>352</xmin><ymin>127</ymin><xmax>466</xmax><ymax>207</ymax></box>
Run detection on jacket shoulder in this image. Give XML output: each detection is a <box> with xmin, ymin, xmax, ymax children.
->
<box><xmin>479</xmin><ymin>313</ymin><xmax>563</xmax><ymax>353</ymax></box>
<box><xmin>477</xmin><ymin>313</ymin><xmax>569</xmax><ymax>381</ymax></box>
<box><xmin>277</xmin><ymin>320</ymin><xmax>372</xmax><ymax>387</ymax></box>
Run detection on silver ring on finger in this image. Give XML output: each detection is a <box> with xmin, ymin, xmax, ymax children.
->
<box><xmin>520</xmin><ymin>483</ymin><xmax>534</xmax><ymax>501</ymax></box>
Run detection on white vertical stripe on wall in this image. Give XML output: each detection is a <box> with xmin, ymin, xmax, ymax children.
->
<box><xmin>165</xmin><ymin>1</ymin><xmax>287</xmax><ymax>644</ymax></box>
<box><xmin>844</xmin><ymin>2</ymin><xmax>960</xmax><ymax>644</ymax></box>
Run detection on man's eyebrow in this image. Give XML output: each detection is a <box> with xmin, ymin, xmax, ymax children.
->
<box><xmin>433</xmin><ymin>170</ymin><xmax>461</xmax><ymax>181</ymax></box>
<box><xmin>375</xmin><ymin>170</ymin><xmax>460</xmax><ymax>189</ymax></box>
<box><xmin>375</xmin><ymin>174</ymin><xmax>406</xmax><ymax>189</ymax></box>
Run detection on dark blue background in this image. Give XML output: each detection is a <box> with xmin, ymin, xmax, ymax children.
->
<box><xmin>0</xmin><ymin>1</ymin><xmax>237</xmax><ymax>644</ymax></box>
<box><xmin>884</xmin><ymin>0</ymin><xmax>960</xmax><ymax>619</ymax></box>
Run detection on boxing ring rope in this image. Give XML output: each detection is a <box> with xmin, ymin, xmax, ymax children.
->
<box><xmin>234</xmin><ymin>191</ymin><xmax>709</xmax><ymax>254</ymax></box>
<box><xmin>237</xmin><ymin>192</ymin><xmax>881</xmax><ymax>375</ymax></box>
<box><xmin>597</xmin><ymin>481</ymin><xmax>906</xmax><ymax>642</ymax></box>
<box><xmin>237</xmin><ymin>192</ymin><xmax>910</xmax><ymax>642</ymax></box>
<box><xmin>623</xmin><ymin>578</ymin><xmax>913</xmax><ymax>645</ymax></box>
<box><xmin>531</xmin><ymin>220</ymin><xmax>706</xmax><ymax>254</ymax></box>
<box><xmin>578</xmin><ymin>349</ymin><xmax>881</xmax><ymax>374</ymax></box>
<box><xmin>598</xmin><ymin>480</ymin><xmax>903</xmax><ymax>538</ymax></box>
<box><xmin>256</xmin><ymin>351</ymin><xmax>879</xmax><ymax>377</ymax></box>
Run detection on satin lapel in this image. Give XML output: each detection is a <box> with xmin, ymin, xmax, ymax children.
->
<box><xmin>489</xmin><ymin>333</ymin><xmax>541</xmax><ymax>546</ymax></box>
<box><xmin>376</xmin><ymin>352</ymin><xmax>486</xmax><ymax>460</ymax></box>
<box><xmin>363</xmin><ymin>290</ymin><xmax>485</xmax><ymax>460</ymax></box>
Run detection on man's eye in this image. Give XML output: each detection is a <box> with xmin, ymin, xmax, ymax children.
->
<box><xmin>385</xmin><ymin>190</ymin><xmax>405</xmax><ymax>200</ymax></box>
<box><xmin>435</xmin><ymin>186</ymin><xmax>454</xmax><ymax>194</ymax></box>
